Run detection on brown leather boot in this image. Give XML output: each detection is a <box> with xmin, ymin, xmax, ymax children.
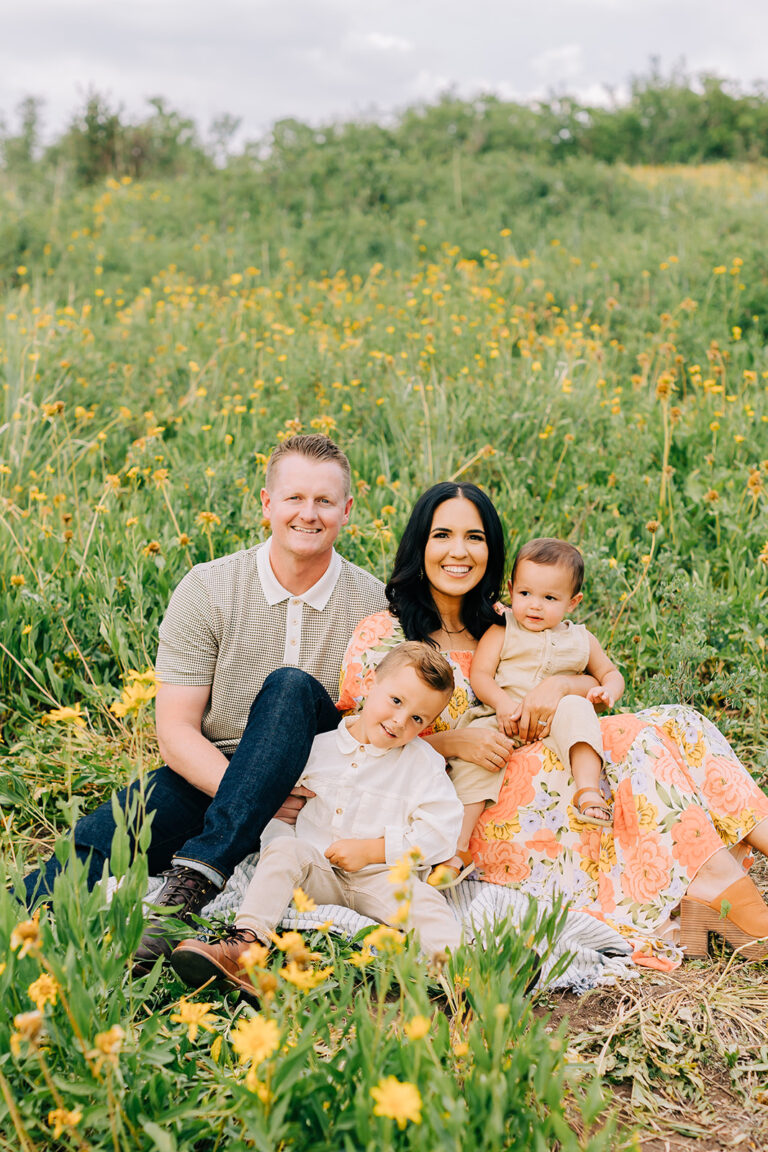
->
<box><xmin>170</xmin><ymin>927</ymin><xmax>263</xmax><ymax>994</ymax></box>
<box><xmin>133</xmin><ymin>866</ymin><xmax>219</xmax><ymax>975</ymax></box>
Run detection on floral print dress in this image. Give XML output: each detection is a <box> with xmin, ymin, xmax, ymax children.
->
<box><xmin>338</xmin><ymin>612</ymin><xmax>768</xmax><ymax>968</ymax></box>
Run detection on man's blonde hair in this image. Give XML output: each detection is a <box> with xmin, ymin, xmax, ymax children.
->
<box><xmin>265</xmin><ymin>434</ymin><xmax>351</xmax><ymax>497</ymax></box>
<box><xmin>375</xmin><ymin>641</ymin><xmax>454</xmax><ymax>698</ymax></box>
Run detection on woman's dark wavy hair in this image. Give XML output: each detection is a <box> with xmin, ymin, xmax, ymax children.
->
<box><xmin>385</xmin><ymin>482</ymin><xmax>505</xmax><ymax>644</ymax></box>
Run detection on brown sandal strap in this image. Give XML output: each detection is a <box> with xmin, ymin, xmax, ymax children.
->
<box><xmin>573</xmin><ymin>788</ymin><xmax>611</xmax><ymax>814</ymax></box>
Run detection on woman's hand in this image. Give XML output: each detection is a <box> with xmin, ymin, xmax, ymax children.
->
<box><xmin>447</xmin><ymin>727</ymin><xmax>515</xmax><ymax>774</ymax></box>
<box><xmin>516</xmin><ymin>679</ymin><xmax>568</xmax><ymax>743</ymax></box>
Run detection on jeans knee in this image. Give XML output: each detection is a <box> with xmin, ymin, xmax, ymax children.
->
<box><xmin>261</xmin><ymin>667</ymin><xmax>317</xmax><ymax>696</ymax></box>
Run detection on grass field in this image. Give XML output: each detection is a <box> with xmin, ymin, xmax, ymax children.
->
<box><xmin>1</xmin><ymin>144</ymin><xmax>768</xmax><ymax>1148</ymax></box>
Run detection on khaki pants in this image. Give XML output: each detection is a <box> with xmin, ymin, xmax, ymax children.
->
<box><xmin>237</xmin><ymin>838</ymin><xmax>462</xmax><ymax>955</ymax></box>
<box><xmin>449</xmin><ymin>693</ymin><xmax>604</xmax><ymax>805</ymax></box>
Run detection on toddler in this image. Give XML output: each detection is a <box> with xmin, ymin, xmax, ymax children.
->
<box><xmin>430</xmin><ymin>537</ymin><xmax>624</xmax><ymax>886</ymax></box>
<box><xmin>171</xmin><ymin>642</ymin><xmax>464</xmax><ymax>994</ymax></box>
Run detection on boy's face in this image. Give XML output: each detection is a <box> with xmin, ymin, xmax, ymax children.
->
<box><xmin>509</xmin><ymin>559</ymin><xmax>582</xmax><ymax>632</ymax></box>
<box><xmin>354</xmin><ymin>665</ymin><xmax>448</xmax><ymax>750</ymax></box>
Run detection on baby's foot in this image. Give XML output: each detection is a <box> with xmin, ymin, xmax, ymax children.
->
<box><xmin>427</xmin><ymin>851</ymin><xmax>475</xmax><ymax>889</ymax></box>
<box><xmin>572</xmin><ymin>788</ymin><xmax>612</xmax><ymax>827</ymax></box>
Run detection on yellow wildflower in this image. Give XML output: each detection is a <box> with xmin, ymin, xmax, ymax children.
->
<box><xmin>365</xmin><ymin>925</ymin><xmax>405</xmax><ymax>954</ymax></box>
<box><xmin>292</xmin><ymin>886</ymin><xmax>317</xmax><ymax>913</ymax></box>
<box><xmin>28</xmin><ymin>973</ymin><xmax>58</xmax><ymax>1012</ymax></box>
<box><xmin>91</xmin><ymin>1025</ymin><xmax>125</xmax><ymax>1068</ymax></box>
<box><xmin>240</xmin><ymin>941</ymin><xmax>271</xmax><ymax>971</ymax></box>
<box><xmin>10</xmin><ymin>574</ymin><xmax>25</xmax><ymax>587</ymax></box>
<box><xmin>10</xmin><ymin>912</ymin><xmax>40</xmax><ymax>957</ymax></box>
<box><xmin>403</xmin><ymin>1015</ymin><xmax>431</xmax><ymax>1040</ymax></box>
<box><xmin>42</xmin><ymin>703</ymin><xmax>86</xmax><ymax>728</ymax></box>
<box><xmin>48</xmin><ymin>1108</ymin><xmax>83</xmax><ymax>1139</ymax></box>
<box><xmin>279</xmin><ymin>962</ymin><xmax>333</xmax><ymax>991</ymax></box>
<box><xmin>371</xmin><ymin>1076</ymin><xmax>422</xmax><ymax>1129</ymax></box>
<box><xmin>230</xmin><ymin>1014</ymin><xmax>280</xmax><ymax>1066</ymax></box>
<box><xmin>10</xmin><ymin>1010</ymin><xmax>44</xmax><ymax>1057</ymax></box>
<box><xmin>348</xmin><ymin>945</ymin><xmax>375</xmax><ymax>968</ymax></box>
<box><xmin>47</xmin><ymin>1105</ymin><xmax>83</xmax><ymax>1142</ymax></box>
<box><xmin>390</xmin><ymin>900</ymin><xmax>411</xmax><ymax>926</ymax></box>
<box><xmin>170</xmin><ymin>998</ymin><xmax>219</xmax><ymax>1042</ymax></box>
<box><xmin>269</xmin><ymin>931</ymin><xmax>321</xmax><ymax>965</ymax></box>
<box><xmin>388</xmin><ymin>854</ymin><xmax>415</xmax><ymax>885</ymax></box>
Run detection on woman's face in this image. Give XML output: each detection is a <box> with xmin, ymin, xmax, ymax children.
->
<box><xmin>423</xmin><ymin>497</ymin><xmax>489</xmax><ymax>601</ymax></box>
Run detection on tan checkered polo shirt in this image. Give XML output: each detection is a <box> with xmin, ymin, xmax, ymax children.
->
<box><xmin>155</xmin><ymin>545</ymin><xmax>386</xmax><ymax>753</ymax></box>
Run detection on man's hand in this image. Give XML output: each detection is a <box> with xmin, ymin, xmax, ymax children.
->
<box><xmin>273</xmin><ymin>785</ymin><xmax>316</xmax><ymax>825</ymax></box>
<box><xmin>325</xmin><ymin>838</ymin><xmax>384</xmax><ymax>871</ymax></box>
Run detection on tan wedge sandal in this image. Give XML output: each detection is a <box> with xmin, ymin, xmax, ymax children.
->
<box><xmin>679</xmin><ymin>876</ymin><xmax>768</xmax><ymax>961</ymax></box>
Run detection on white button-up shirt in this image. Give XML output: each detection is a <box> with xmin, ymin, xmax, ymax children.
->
<box><xmin>294</xmin><ymin>718</ymin><xmax>463</xmax><ymax>869</ymax></box>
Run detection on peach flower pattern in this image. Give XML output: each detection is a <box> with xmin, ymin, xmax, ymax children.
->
<box><xmin>339</xmin><ymin>614</ymin><xmax>768</xmax><ymax>961</ymax></box>
<box><xmin>671</xmin><ymin>805</ymin><xmax>721</xmax><ymax>875</ymax></box>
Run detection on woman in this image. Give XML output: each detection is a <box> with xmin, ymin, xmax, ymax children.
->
<box><xmin>339</xmin><ymin>482</ymin><xmax>768</xmax><ymax>966</ymax></box>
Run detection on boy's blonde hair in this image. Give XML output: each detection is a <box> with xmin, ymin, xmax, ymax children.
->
<box><xmin>375</xmin><ymin>641</ymin><xmax>454</xmax><ymax>698</ymax></box>
<box><xmin>265</xmin><ymin>434</ymin><xmax>351</xmax><ymax>497</ymax></box>
<box><xmin>511</xmin><ymin>538</ymin><xmax>585</xmax><ymax>595</ymax></box>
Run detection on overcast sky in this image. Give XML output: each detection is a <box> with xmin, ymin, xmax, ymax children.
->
<box><xmin>3</xmin><ymin>0</ymin><xmax>768</xmax><ymax>145</ymax></box>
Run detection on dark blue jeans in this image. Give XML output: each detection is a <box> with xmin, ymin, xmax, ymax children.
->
<box><xmin>23</xmin><ymin>668</ymin><xmax>340</xmax><ymax>907</ymax></box>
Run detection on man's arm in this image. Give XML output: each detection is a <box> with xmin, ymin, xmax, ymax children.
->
<box><xmin>156</xmin><ymin>683</ymin><xmax>316</xmax><ymax>819</ymax></box>
<box><xmin>155</xmin><ymin>683</ymin><xmax>229</xmax><ymax>798</ymax></box>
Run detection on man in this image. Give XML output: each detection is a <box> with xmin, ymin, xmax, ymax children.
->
<box><xmin>24</xmin><ymin>435</ymin><xmax>387</xmax><ymax>969</ymax></box>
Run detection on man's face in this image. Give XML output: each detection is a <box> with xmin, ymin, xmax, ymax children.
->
<box><xmin>261</xmin><ymin>454</ymin><xmax>353</xmax><ymax>566</ymax></box>
<box><xmin>356</xmin><ymin>664</ymin><xmax>448</xmax><ymax>749</ymax></box>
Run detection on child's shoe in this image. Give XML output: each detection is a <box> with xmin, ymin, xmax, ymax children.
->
<box><xmin>170</xmin><ymin>927</ymin><xmax>265</xmax><ymax>994</ymax></box>
<box><xmin>427</xmin><ymin>850</ymin><xmax>475</xmax><ymax>890</ymax></box>
<box><xmin>572</xmin><ymin>788</ymin><xmax>612</xmax><ymax>828</ymax></box>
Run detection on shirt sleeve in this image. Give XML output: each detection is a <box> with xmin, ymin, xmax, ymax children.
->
<box><xmin>155</xmin><ymin>568</ymin><xmax>220</xmax><ymax>685</ymax></box>
<box><xmin>383</xmin><ymin>749</ymin><xmax>464</xmax><ymax>868</ymax></box>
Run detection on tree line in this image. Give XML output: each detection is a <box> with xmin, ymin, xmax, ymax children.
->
<box><xmin>3</xmin><ymin>63</ymin><xmax>768</xmax><ymax>188</ymax></box>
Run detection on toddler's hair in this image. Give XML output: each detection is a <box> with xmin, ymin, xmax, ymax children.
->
<box><xmin>510</xmin><ymin>537</ymin><xmax>584</xmax><ymax>595</ymax></box>
<box><xmin>375</xmin><ymin>641</ymin><xmax>454</xmax><ymax>697</ymax></box>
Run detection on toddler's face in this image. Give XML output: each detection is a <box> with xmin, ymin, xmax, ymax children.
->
<box><xmin>356</xmin><ymin>665</ymin><xmax>448</xmax><ymax>749</ymax></box>
<box><xmin>509</xmin><ymin>559</ymin><xmax>582</xmax><ymax>632</ymax></box>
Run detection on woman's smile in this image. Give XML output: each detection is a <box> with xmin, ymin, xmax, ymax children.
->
<box><xmin>423</xmin><ymin>497</ymin><xmax>489</xmax><ymax>601</ymax></box>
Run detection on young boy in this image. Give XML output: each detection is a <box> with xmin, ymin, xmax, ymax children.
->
<box><xmin>170</xmin><ymin>642</ymin><xmax>464</xmax><ymax>993</ymax></box>
<box><xmin>430</xmin><ymin>538</ymin><xmax>624</xmax><ymax>886</ymax></box>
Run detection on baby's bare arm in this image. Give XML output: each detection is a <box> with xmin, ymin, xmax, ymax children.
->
<box><xmin>469</xmin><ymin>623</ymin><xmax>510</xmax><ymax>712</ymax></box>
<box><xmin>585</xmin><ymin>632</ymin><xmax>625</xmax><ymax>709</ymax></box>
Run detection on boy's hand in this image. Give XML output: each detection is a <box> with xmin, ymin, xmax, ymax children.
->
<box><xmin>587</xmin><ymin>686</ymin><xmax>615</xmax><ymax>709</ymax></box>
<box><xmin>495</xmin><ymin>703</ymin><xmax>521</xmax><ymax>739</ymax></box>
<box><xmin>325</xmin><ymin>838</ymin><xmax>383</xmax><ymax>872</ymax></box>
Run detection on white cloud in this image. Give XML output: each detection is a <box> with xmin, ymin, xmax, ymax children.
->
<box><xmin>349</xmin><ymin>32</ymin><xmax>414</xmax><ymax>53</ymax></box>
<box><xmin>531</xmin><ymin>44</ymin><xmax>585</xmax><ymax>84</ymax></box>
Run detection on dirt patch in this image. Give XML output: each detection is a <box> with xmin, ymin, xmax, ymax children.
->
<box><xmin>540</xmin><ymin>962</ymin><xmax>768</xmax><ymax>1151</ymax></box>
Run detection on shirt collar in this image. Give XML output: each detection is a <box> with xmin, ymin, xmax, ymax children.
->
<box><xmin>336</xmin><ymin>716</ymin><xmax>392</xmax><ymax>757</ymax></box>
<box><xmin>256</xmin><ymin>539</ymin><xmax>342</xmax><ymax>610</ymax></box>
